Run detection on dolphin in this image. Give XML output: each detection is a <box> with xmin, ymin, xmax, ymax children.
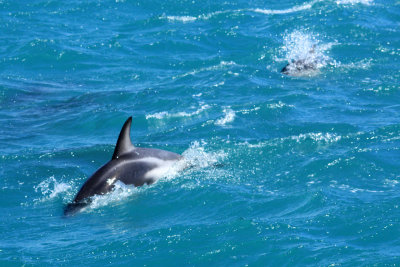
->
<box><xmin>281</xmin><ymin>59</ymin><xmax>318</xmax><ymax>76</ymax></box>
<box><xmin>64</xmin><ymin>116</ymin><xmax>183</xmax><ymax>216</ymax></box>
<box><xmin>281</xmin><ymin>45</ymin><xmax>320</xmax><ymax>76</ymax></box>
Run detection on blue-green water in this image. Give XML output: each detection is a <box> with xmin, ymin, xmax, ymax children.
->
<box><xmin>1</xmin><ymin>0</ymin><xmax>400</xmax><ymax>265</ymax></box>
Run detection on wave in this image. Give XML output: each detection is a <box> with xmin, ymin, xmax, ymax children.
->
<box><xmin>292</xmin><ymin>132</ymin><xmax>342</xmax><ymax>143</ymax></box>
<box><xmin>251</xmin><ymin>0</ymin><xmax>320</xmax><ymax>15</ymax></box>
<box><xmin>145</xmin><ymin>103</ymin><xmax>211</xmax><ymax>120</ymax></box>
<box><xmin>240</xmin><ymin>132</ymin><xmax>342</xmax><ymax>148</ymax></box>
<box><xmin>163</xmin><ymin>0</ymin><xmax>321</xmax><ymax>24</ymax></box>
<box><xmin>164</xmin><ymin>15</ymin><xmax>198</xmax><ymax>23</ymax></box>
<box><xmin>88</xmin><ymin>181</ymin><xmax>139</xmax><ymax>211</ymax></box>
<box><xmin>172</xmin><ymin>61</ymin><xmax>236</xmax><ymax>80</ymax></box>
<box><xmin>330</xmin><ymin>182</ymin><xmax>384</xmax><ymax>194</ymax></box>
<box><xmin>335</xmin><ymin>0</ymin><xmax>373</xmax><ymax>5</ymax></box>
<box><xmin>266</xmin><ymin>101</ymin><xmax>294</xmax><ymax>109</ymax></box>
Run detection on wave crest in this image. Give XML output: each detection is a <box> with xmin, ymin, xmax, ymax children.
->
<box><xmin>34</xmin><ymin>176</ymin><xmax>72</xmax><ymax>203</ymax></box>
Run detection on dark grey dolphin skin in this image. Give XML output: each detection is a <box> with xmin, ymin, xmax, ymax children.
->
<box><xmin>281</xmin><ymin>59</ymin><xmax>317</xmax><ymax>75</ymax></box>
<box><xmin>64</xmin><ymin>116</ymin><xmax>182</xmax><ymax>216</ymax></box>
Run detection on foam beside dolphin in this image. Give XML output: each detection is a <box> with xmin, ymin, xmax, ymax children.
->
<box><xmin>64</xmin><ymin>116</ymin><xmax>183</xmax><ymax>216</ymax></box>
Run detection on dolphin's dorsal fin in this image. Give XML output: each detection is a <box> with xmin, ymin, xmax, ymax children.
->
<box><xmin>112</xmin><ymin>117</ymin><xmax>134</xmax><ymax>159</ymax></box>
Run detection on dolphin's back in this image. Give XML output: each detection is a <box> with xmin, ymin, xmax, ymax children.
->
<box><xmin>64</xmin><ymin>117</ymin><xmax>183</xmax><ymax>216</ymax></box>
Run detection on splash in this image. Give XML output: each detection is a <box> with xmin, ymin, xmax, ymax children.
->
<box><xmin>240</xmin><ymin>132</ymin><xmax>342</xmax><ymax>148</ymax></box>
<box><xmin>280</xmin><ymin>30</ymin><xmax>334</xmax><ymax>76</ymax></box>
<box><xmin>163</xmin><ymin>1</ymin><xmax>321</xmax><ymax>24</ymax></box>
<box><xmin>88</xmin><ymin>181</ymin><xmax>137</xmax><ymax>210</ymax></box>
<box><xmin>34</xmin><ymin>176</ymin><xmax>72</xmax><ymax>203</ymax></box>
<box><xmin>336</xmin><ymin>58</ymin><xmax>372</xmax><ymax>71</ymax></box>
<box><xmin>182</xmin><ymin>140</ymin><xmax>227</xmax><ymax>168</ymax></box>
<box><xmin>215</xmin><ymin>108</ymin><xmax>235</xmax><ymax>126</ymax></box>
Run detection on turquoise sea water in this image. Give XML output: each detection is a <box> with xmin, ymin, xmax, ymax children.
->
<box><xmin>1</xmin><ymin>0</ymin><xmax>400</xmax><ymax>265</ymax></box>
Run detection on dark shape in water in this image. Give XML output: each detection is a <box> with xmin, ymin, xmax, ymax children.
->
<box><xmin>281</xmin><ymin>59</ymin><xmax>318</xmax><ymax>75</ymax></box>
<box><xmin>64</xmin><ymin>117</ymin><xmax>183</xmax><ymax>216</ymax></box>
<box><xmin>281</xmin><ymin>45</ymin><xmax>319</xmax><ymax>76</ymax></box>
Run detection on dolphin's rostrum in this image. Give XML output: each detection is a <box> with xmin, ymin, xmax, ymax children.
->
<box><xmin>64</xmin><ymin>116</ymin><xmax>183</xmax><ymax>216</ymax></box>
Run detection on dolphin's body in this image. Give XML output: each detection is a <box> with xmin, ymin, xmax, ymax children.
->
<box><xmin>281</xmin><ymin>59</ymin><xmax>317</xmax><ymax>76</ymax></box>
<box><xmin>64</xmin><ymin>117</ymin><xmax>183</xmax><ymax>216</ymax></box>
<box><xmin>281</xmin><ymin>45</ymin><xmax>320</xmax><ymax>76</ymax></box>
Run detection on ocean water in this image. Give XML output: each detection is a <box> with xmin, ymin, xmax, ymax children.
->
<box><xmin>1</xmin><ymin>0</ymin><xmax>400</xmax><ymax>265</ymax></box>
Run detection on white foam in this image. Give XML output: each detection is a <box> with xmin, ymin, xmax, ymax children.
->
<box><xmin>173</xmin><ymin>61</ymin><xmax>236</xmax><ymax>80</ymax></box>
<box><xmin>213</xmin><ymin>81</ymin><xmax>225</xmax><ymax>87</ymax></box>
<box><xmin>336</xmin><ymin>58</ymin><xmax>372</xmax><ymax>71</ymax></box>
<box><xmin>146</xmin><ymin>103</ymin><xmax>210</xmax><ymax>120</ymax></box>
<box><xmin>165</xmin><ymin>15</ymin><xmax>197</xmax><ymax>22</ymax></box>
<box><xmin>215</xmin><ymin>108</ymin><xmax>235</xmax><ymax>126</ymax></box>
<box><xmin>238</xmin><ymin>141</ymin><xmax>269</xmax><ymax>148</ymax></box>
<box><xmin>267</xmin><ymin>101</ymin><xmax>294</xmax><ymax>109</ymax></box>
<box><xmin>336</xmin><ymin>0</ymin><xmax>373</xmax><ymax>5</ymax></box>
<box><xmin>252</xmin><ymin>0</ymin><xmax>319</xmax><ymax>15</ymax></box>
<box><xmin>332</xmin><ymin>183</ymin><xmax>383</xmax><ymax>194</ymax></box>
<box><xmin>88</xmin><ymin>181</ymin><xmax>137</xmax><ymax>210</ymax></box>
<box><xmin>280</xmin><ymin>30</ymin><xmax>335</xmax><ymax>76</ymax></box>
<box><xmin>146</xmin><ymin>111</ymin><xmax>169</xmax><ymax>120</ymax></box>
<box><xmin>384</xmin><ymin>179</ymin><xmax>399</xmax><ymax>188</ymax></box>
<box><xmin>161</xmin><ymin>10</ymin><xmax>228</xmax><ymax>23</ymax></box>
<box><xmin>34</xmin><ymin>176</ymin><xmax>72</xmax><ymax>203</ymax></box>
<box><xmin>238</xmin><ymin>106</ymin><xmax>261</xmax><ymax>115</ymax></box>
<box><xmin>182</xmin><ymin>140</ymin><xmax>227</xmax><ymax>168</ymax></box>
<box><xmin>240</xmin><ymin>132</ymin><xmax>342</xmax><ymax>149</ymax></box>
<box><xmin>291</xmin><ymin>132</ymin><xmax>342</xmax><ymax>143</ymax></box>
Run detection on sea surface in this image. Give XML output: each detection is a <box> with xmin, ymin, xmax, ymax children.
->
<box><xmin>1</xmin><ymin>0</ymin><xmax>400</xmax><ymax>265</ymax></box>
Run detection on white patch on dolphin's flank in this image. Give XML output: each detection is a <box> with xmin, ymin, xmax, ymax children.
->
<box><xmin>182</xmin><ymin>141</ymin><xmax>227</xmax><ymax>168</ymax></box>
<box><xmin>140</xmin><ymin>157</ymin><xmax>186</xmax><ymax>180</ymax></box>
<box><xmin>107</xmin><ymin>177</ymin><xmax>117</xmax><ymax>186</ymax></box>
